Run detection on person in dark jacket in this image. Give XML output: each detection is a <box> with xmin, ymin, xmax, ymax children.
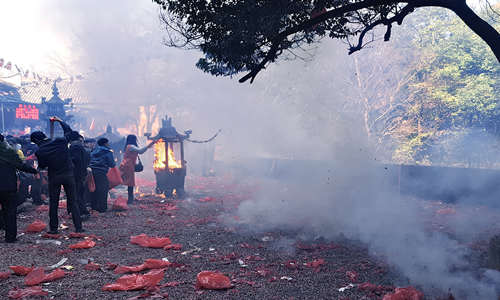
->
<box><xmin>30</xmin><ymin>117</ymin><xmax>84</xmax><ymax>234</ymax></box>
<box><xmin>69</xmin><ymin>132</ymin><xmax>91</xmax><ymax>220</ymax></box>
<box><xmin>89</xmin><ymin>138</ymin><xmax>115</xmax><ymax>212</ymax></box>
<box><xmin>0</xmin><ymin>134</ymin><xmax>37</xmax><ymax>242</ymax></box>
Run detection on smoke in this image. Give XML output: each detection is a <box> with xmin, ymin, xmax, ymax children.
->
<box><xmin>22</xmin><ymin>1</ymin><xmax>500</xmax><ymax>298</ymax></box>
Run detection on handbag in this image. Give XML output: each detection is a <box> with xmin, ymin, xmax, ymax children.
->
<box><xmin>134</xmin><ymin>156</ymin><xmax>144</xmax><ymax>172</ymax></box>
<box><xmin>87</xmin><ymin>170</ymin><xmax>96</xmax><ymax>193</ymax></box>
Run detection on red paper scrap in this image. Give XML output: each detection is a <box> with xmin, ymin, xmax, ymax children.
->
<box><xmin>69</xmin><ymin>239</ymin><xmax>96</xmax><ymax>249</ymax></box>
<box><xmin>130</xmin><ymin>234</ymin><xmax>171</xmax><ymax>248</ymax></box>
<box><xmin>9</xmin><ymin>266</ymin><xmax>34</xmax><ymax>276</ymax></box>
<box><xmin>114</xmin><ymin>259</ymin><xmax>171</xmax><ymax>274</ymax></box>
<box><xmin>25</xmin><ymin>220</ymin><xmax>46</xmax><ymax>233</ymax></box>
<box><xmin>196</xmin><ymin>271</ymin><xmax>232</xmax><ymax>290</ymax></box>
<box><xmin>25</xmin><ymin>268</ymin><xmax>65</xmax><ymax>286</ymax></box>
<box><xmin>8</xmin><ymin>286</ymin><xmax>48</xmax><ymax>299</ymax></box>
<box><xmin>102</xmin><ymin>269</ymin><xmax>165</xmax><ymax>291</ymax></box>
<box><xmin>382</xmin><ymin>287</ymin><xmax>424</xmax><ymax>300</ymax></box>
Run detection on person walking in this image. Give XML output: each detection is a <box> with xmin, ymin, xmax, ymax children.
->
<box><xmin>89</xmin><ymin>138</ymin><xmax>115</xmax><ymax>212</ymax></box>
<box><xmin>119</xmin><ymin>135</ymin><xmax>154</xmax><ymax>204</ymax></box>
<box><xmin>69</xmin><ymin>132</ymin><xmax>91</xmax><ymax>220</ymax></box>
<box><xmin>0</xmin><ymin>134</ymin><xmax>37</xmax><ymax>242</ymax></box>
<box><xmin>30</xmin><ymin>117</ymin><xmax>84</xmax><ymax>234</ymax></box>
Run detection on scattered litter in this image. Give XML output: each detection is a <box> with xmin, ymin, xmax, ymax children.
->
<box><xmin>261</xmin><ymin>236</ymin><xmax>273</xmax><ymax>242</ymax></box>
<box><xmin>209</xmin><ymin>248</ymin><xmax>215</xmax><ymax>252</ymax></box>
<box><xmin>46</xmin><ymin>258</ymin><xmax>68</xmax><ymax>270</ymax></box>
<box><xmin>382</xmin><ymin>286</ymin><xmax>424</xmax><ymax>300</ymax></box>
<box><xmin>0</xmin><ymin>271</ymin><xmax>11</xmax><ymax>280</ymax></box>
<box><xmin>280</xmin><ymin>276</ymin><xmax>293</xmax><ymax>281</ymax></box>
<box><xmin>35</xmin><ymin>240</ymin><xmax>61</xmax><ymax>246</ymax></box>
<box><xmin>338</xmin><ymin>283</ymin><xmax>355</xmax><ymax>292</ymax></box>
<box><xmin>25</xmin><ymin>268</ymin><xmax>66</xmax><ymax>286</ymax></box>
<box><xmin>69</xmin><ymin>239</ymin><xmax>96</xmax><ymax>249</ymax></box>
<box><xmin>42</xmin><ymin>233</ymin><xmax>61</xmax><ymax>239</ymax></box>
<box><xmin>130</xmin><ymin>234</ymin><xmax>171</xmax><ymax>248</ymax></box>
<box><xmin>61</xmin><ymin>266</ymin><xmax>74</xmax><ymax>270</ymax></box>
<box><xmin>102</xmin><ymin>269</ymin><xmax>165</xmax><ymax>291</ymax></box>
<box><xmin>9</xmin><ymin>266</ymin><xmax>34</xmax><ymax>276</ymax></box>
<box><xmin>84</xmin><ymin>262</ymin><xmax>101</xmax><ymax>271</ymax></box>
<box><xmin>238</xmin><ymin>259</ymin><xmax>248</xmax><ymax>268</ymax></box>
<box><xmin>114</xmin><ymin>259</ymin><xmax>171</xmax><ymax>274</ymax></box>
<box><xmin>163</xmin><ymin>244</ymin><xmax>182</xmax><ymax>251</ymax></box>
<box><xmin>7</xmin><ymin>286</ymin><xmax>48</xmax><ymax>299</ymax></box>
<box><xmin>112</xmin><ymin>197</ymin><xmax>129</xmax><ymax>211</ymax></box>
<box><xmin>196</xmin><ymin>271</ymin><xmax>232</xmax><ymax>290</ymax></box>
<box><xmin>25</xmin><ymin>220</ymin><xmax>47</xmax><ymax>233</ymax></box>
<box><xmin>181</xmin><ymin>247</ymin><xmax>201</xmax><ymax>255</ymax></box>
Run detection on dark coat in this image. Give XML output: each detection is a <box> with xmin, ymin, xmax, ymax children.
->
<box><xmin>35</xmin><ymin>121</ymin><xmax>74</xmax><ymax>178</ymax></box>
<box><xmin>0</xmin><ymin>142</ymin><xmax>37</xmax><ymax>192</ymax></box>
<box><xmin>89</xmin><ymin>145</ymin><xmax>115</xmax><ymax>174</ymax></box>
<box><xmin>69</xmin><ymin>141</ymin><xmax>90</xmax><ymax>182</ymax></box>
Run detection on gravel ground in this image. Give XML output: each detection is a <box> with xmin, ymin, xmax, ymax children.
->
<box><xmin>1</xmin><ymin>175</ymin><xmax>492</xmax><ymax>299</ymax></box>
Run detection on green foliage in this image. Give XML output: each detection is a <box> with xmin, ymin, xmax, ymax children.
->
<box><xmin>394</xmin><ymin>8</ymin><xmax>500</xmax><ymax>165</ymax></box>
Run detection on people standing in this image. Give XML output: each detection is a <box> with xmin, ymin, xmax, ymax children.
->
<box><xmin>119</xmin><ymin>135</ymin><xmax>154</xmax><ymax>204</ymax></box>
<box><xmin>69</xmin><ymin>132</ymin><xmax>91</xmax><ymax>220</ymax></box>
<box><xmin>89</xmin><ymin>138</ymin><xmax>115</xmax><ymax>212</ymax></box>
<box><xmin>30</xmin><ymin>117</ymin><xmax>84</xmax><ymax>234</ymax></box>
<box><xmin>0</xmin><ymin>134</ymin><xmax>37</xmax><ymax>242</ymax></box>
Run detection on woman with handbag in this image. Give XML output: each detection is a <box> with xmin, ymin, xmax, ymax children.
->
<box><xmin>119</xmin><ymin>135</ymin><xmax>154</xmax><ymax>204</ymax></box>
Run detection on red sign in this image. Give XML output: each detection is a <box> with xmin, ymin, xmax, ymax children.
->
<box><xmin>16</xmin><ymin>104</ymin><xmax>39</xmax><ymax>120</ymax></box>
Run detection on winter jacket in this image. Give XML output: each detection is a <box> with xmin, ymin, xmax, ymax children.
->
<box><xmin>0</xmin><ymin>141</ymin><xmax>37</xmax><ymax>192</ymax></box>
<box><xmin>35</xmin><ymin>121</ymin><xmax>74</xmax><ymax>178</ymax></box>
<box><xmin>69</xmin><ymin>140</ymin><xmax>90</xmax><ymax>182</ymax></box>
<box><xmin>89</xmin><ymin>145</ymin><xmax>115</xmax><ymax>174</ymax></box>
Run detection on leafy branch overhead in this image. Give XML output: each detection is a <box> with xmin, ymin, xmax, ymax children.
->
<box><xmin>154</xmin><ymin>0</ymin><xmax>500</xmax><ymax>83</ymax></box>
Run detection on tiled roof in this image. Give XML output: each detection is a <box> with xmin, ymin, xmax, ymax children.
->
<box><xmin>0</xmin><ymin>82</ymin><xmax>23</xmax><ymax>103</ymax></box>
<box><xmin>17</xmin><ymin>80</ymin><xmax>90</xmax><ymax>105</ymax></box>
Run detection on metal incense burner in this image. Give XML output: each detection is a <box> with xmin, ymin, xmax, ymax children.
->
<box><xmin>146</xmin><ymin>116</ymin><xmax>191</xmax><ymax>198</ymax></box>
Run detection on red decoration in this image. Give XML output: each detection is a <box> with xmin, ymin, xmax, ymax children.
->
<box><xmin>15</xmin><ymin>104</ymin><xmax>39</xmax><ymax>120</ymax></box>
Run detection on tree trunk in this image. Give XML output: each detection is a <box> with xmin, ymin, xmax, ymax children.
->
<box><xmin>449</xmin><ymin>1</ymin><xmax>500</xmax><ymax>62</ymax></box>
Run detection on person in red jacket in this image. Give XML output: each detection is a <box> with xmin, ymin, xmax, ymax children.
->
<box><xmin>119</xmin><ymin>135</ymin><xmax>154</xmax><ymax>204</ymax></box>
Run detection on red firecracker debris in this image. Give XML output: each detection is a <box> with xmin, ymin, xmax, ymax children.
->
<box><xmin>114</xmin><ymin>259</ymin><xmax>171</xmax><ymax>274</ymax></box>
<box><xmin>25</xmin><ymin>268</ymin><xmax>65</xmax><ymax>286</ymax></box>
<box><xmin>69</xmin><ymin>239</ymin><xmax>96</xmax><ymax>249</ymax></box>
<box><xmin>102</xmin><ymin>269</ymin><xmax>165</xmax><ymax>291</ymax></box>
<box><xmin>382</xmin><ymin>287</ymin><xmax>424</xmax><ymax>300</ymax></box>
<box><xmin>346</xmin><ymin>270</ymin><xmax>358</xmax><ymax>282</ymax></box>
<box><xmin>9</xmin><ymin>266</ymin><xmax>34</xmax><ymax>276</ymax></box>
<box><xmin>164</xmin><ymin>244</ymin><xmax>182</xmax><ymax>251</ymax></box>
<box><xmin>0</xmin><ymin>271</ymin><xmax>11</xmax><ymax>280</ymax></box>
<box><xmin>160</xmin><ymin>281</ymin><xmax>181</xmax><ymax>288</ymax></box>
<box><xmin>68</xmin><ymin>232</ymin><xmax>87</xmax><ymax>238</ymax></box>
<box><xmin>130</xmin><ymin>234</ymin><xmax>171</xmax><ymax>248</ymax></box>
<box><xmin>305</xmin><ymin>259</ymin><xmax>325</xmax><ymax>269</ymax></box>
<box><xmin>25</xmin><ymin>220</ymin><xmax>47</xmax><ymax>233</ymax></box>
<box><xmin>284</xmin><ymin>260</ymin><xmax>299</xmax><ymax>269</ymax></box>
<box><xmin>35</xmin><ymin>205</ymin><xmax>49</xmax><ymax>213</ymax></box>
<box><xmin>199</xmin><ymin>197</ymin><xmax>216</xmax><ymax>202</ymax></box>
<box><xmin>112</xmin><ymin>196</ymin><xmax>129</xmax><ymax>211</ymax></box>
<box><xmin>196</xmin><ymin>271</ymin><xmax>232</xmax><ymax>290</ymax></box>
<box><xmin>84</xmin><ymin>262</ymin><xmax>101</xmax><ymax>271</ymax></box>
<box><xmin>7</xmin><ymin>286</ymin><xmax>48</xmax><ymax>299</ymax></box>
<box><xmin>42</xmin><ymin>233</ymin><xmax>61</xmax><ymax>239</ymax></box>
<box><xmin>358</xmin><ymin>282</ymin><xmax>394</xmax><ymax>293</ymax></box>
<box><xmin>58</xmin><ymin>201</ymin><xmax>67</xmax><ymax>209</ymax></box>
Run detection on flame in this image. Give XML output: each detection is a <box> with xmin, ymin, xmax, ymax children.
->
<box><xmin>154</xmin><ymin>140</ymin><xmax>182</xmax><ymax>171</ymax></box>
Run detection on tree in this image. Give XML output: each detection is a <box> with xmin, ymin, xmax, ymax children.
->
<box><xmin>153</xmin><ymin>0</ymin><xmax>500</xmax><ymax>83</ymax></box>
<box><xmin>392</xmin><ymin>7</ymin><xmax>500</xmax><ymax>166</ymax></box>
